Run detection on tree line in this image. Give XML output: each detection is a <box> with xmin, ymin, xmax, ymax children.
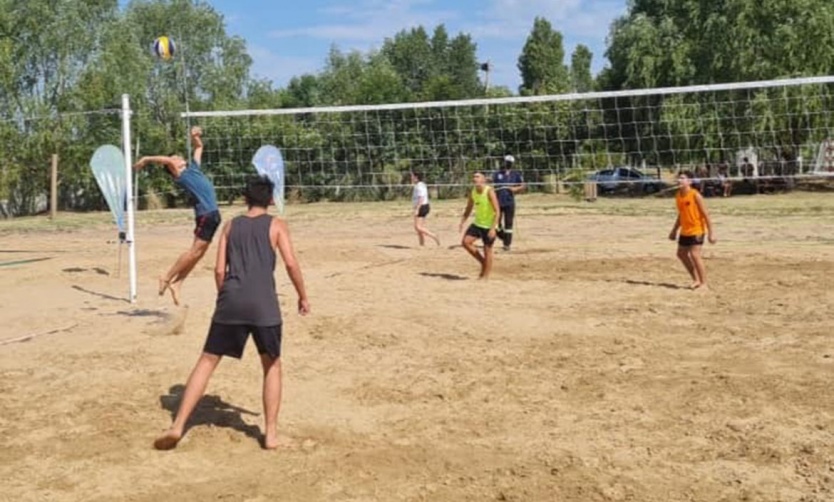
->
<box><xmin>1</xmin><ymin>0</ymin><xmax>833</xmax><ymax>215</ymax></box>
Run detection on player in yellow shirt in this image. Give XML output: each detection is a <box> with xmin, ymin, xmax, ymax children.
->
<box><xmin>459</xmin><ymin>171</ymin><xmax>501</xmax><ymax>279</ymax></box>
<box><xmin>668</xmin><ymin>171</ymin><xmax>717</xmax><ymax>289</ymax></box>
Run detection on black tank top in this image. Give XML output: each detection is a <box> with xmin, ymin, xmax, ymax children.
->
<box><xmin>212</xmin><ymin>214</ymin><xmax>282</xmax><ymax>326</ymax></box>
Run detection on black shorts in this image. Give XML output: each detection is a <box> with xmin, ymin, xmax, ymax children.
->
<box><xmin>416</xmin><ymin>204</ymin><xmax>430</xmax><ymax>218</ymax></box>
<box><xmin>194</xmin><ymin>211</ymin><xmax>221</xmax><ymax>242</ymax></box>
<box><xmin>678</xmin><ymin>234</ymin><xmax>705</xmax><ymax>247</ymax></box>
<box><xmin>465</xmin><ymin>224</ymin><xmax>496</xmax><ymax>246</ymax></box>
<box><xmin>203</xmin><ymin>322</ymin><xmax>282</xmax><ymax>359</ymax></box>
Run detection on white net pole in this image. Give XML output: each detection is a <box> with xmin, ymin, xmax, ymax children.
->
<box><xmin>121</xmin><ymin>94</ymin><xmax>137</xmax><ymax>304</ymax></box>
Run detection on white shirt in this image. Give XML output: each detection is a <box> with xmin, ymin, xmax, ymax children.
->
<box><xmin>412</xmin><ymin>181</ymin><xmax>429</xmax><ymax>208</ymax></box>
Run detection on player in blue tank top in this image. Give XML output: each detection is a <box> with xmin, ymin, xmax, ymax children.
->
<box><xmin>133</xmin><ymin>126</ymin><xmax>221</xmax><ymax>305</ymax></box>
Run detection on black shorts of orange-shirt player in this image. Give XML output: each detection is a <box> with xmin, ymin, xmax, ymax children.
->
<box><xmin>678</xmin><ymin>234</ymin><xmax>705</xmax><ymax>247</ymax></box>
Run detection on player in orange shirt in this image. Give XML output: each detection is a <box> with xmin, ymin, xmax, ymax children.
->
<box><xmin>668</xmin><ymin>171</ymin><xmax>716</xmax><ymax>289</ymax></box>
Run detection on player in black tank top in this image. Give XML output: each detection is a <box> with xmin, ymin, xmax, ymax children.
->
<box><xmin>154</xmin><ymin>176</ymin><xmax>310</xmax><ymax>451</ymax></box>
<box><xmin>212</xmin><ymin>214</ymin><xmax>282</xmax><ymax>326</ymax></box>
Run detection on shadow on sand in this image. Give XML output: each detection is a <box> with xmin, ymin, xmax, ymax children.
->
<box><xmin>71</xmin><ymin>285</ymin><xmax>128</xmax><ymax>303</ymax></box>
<box><xmin>622</xmin><ymin>279</ymin><xmax>686</xmax><ymax>290</ymax></box>
<box><xmin>159</xmin><ymin>384</ymin><xmax>263</xmax><ymax>445</ymax></box>
<box><xmin>419</xmin><ymin>272</ymin><xmax>468</xmax><ymax>281</ymax></box>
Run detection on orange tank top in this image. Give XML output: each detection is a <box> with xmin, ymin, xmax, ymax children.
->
<box><xmin>675</xmin><ymin>189</ymin><xmax>705</xmax><ymax>236</ymax></box>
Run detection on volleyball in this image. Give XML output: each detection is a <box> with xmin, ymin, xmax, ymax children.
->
<box><xmin>152</xmin><ymin>36</ymin><xmax>176</xmax><ymax>60</ymax></box>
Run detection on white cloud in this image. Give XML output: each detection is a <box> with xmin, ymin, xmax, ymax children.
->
<box><xmin>269</xmin><ymin>0</ymin><xmax>459</xmax><ymax>43</ymax></box>
<box><xmin>471</xmin><ymin>0</ymin><xmax>624</xmax><ymax>42</ymax></box>
<box><xmin>247</xmin><ymin>44</ymin><xmax>322</xmax><ymax>85</ymax></box>
<box><xmin>472</xmin><ymin>0</ymin><xmax>626</xmax><ymax>89</ymax></box>
<box><xmin>256</xmin><ymin>0</ymin><xmax>626</xmax><ymax>89</ymax></box>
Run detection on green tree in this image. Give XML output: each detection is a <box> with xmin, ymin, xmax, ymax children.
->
<box><xmin>518</xmin><ymin>17</ymin><xmax>570</xmax><ymax>95</ymax></box>
<box><xmin>282</xmin><ymin>74</ymin><xmax>321</xmax><ymax>108</ymax></box>
<box><xmin>602</xmin><ymin>0</ymin><xmax>834</xmax><ymax>166</ymax></box>
<box><xmin>379</xmin><ymin>24</ymin><xmax>481</xmax><ymax>101</ymax></box>
<box><xmin>430</xmin><ymin>24</ymin><xmax>449</xmax><ymax>72</ymax></box>
<box><xmin>0</xmin><ymin>0</ymin><xmax>260</xmax><ymax>214</ymax></box>
<box><xmin>605</xmin><ymin>0</ymin><xmax>834</xmax><ymax>89</ymax></box>
<box><xmin>125</xmin><ymin>0</ymin><xmax>252</xmax><ymax>111</ymax></box>
<box><xmin>443</xmin><ymin>33</ymin><xmax>481</xmax><ymax>98</ymax></box>
<box><xmin>381</xmin><ymin>26</ymin><xmax>433</xmax><ymax>98</ymax></box>
<box><xmin>246</xmin><ymin>78</ymin><xmax>284</xmax><ymax>109</ymax></box>
<box><xmin>569</xmin><ymin>44</ymin><xmax>594</xmax><ymax>93</ymax></box>
<box><xmin>0</xmin><ymin>0</ymin><xmax>120</xmax><ymax>214</ymax></box>
<box><xmin>316</xmin><ymin>46</ymin><xmax>407</xmax><ymax>105</ymax></box>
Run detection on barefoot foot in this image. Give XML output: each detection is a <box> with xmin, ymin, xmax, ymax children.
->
<box><xmin>158</xmin><ymin>276</ymin><xmax>171</xmax><ymax>296</ymax></box>
<box><xmin>168</xmin><ymin>281</ymin><xmax>182</xmax><ymax>306</ymax></box>
<box><xmin>264</xmin><ymin>431</ymin><xmax>279</xmax><ymax>450</ymax></box>
<box><xmin>153</xmin><ymin>430</ymin><xmax>182</xmax><ymax>451</ymax></box>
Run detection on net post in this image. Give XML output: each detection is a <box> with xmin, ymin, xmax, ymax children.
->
<box><xmin>121</xmin><ymin>94</ymin><xmax>137</xmax><ymax>304</ymax></box>
<box><xmin>49</xmin><ymin>154</ymin><xmax>58</xmax><ymax>219</ymax></box>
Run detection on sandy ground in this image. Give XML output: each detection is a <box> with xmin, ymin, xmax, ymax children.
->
<box><xmin>0</xmin><ymin>192</ymin><xmax>833</xmax><ymax>502</ymax></box>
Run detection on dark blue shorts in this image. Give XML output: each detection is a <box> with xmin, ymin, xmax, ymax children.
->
<box><xmin>203</xmin><ymin>322</ymin><xmax>282</xmax><ymax>359</ymax></box>
<box><xmin>194</xmin><ymin>211</ymin><xmax>221</xmax><ymax>242</ymax></box>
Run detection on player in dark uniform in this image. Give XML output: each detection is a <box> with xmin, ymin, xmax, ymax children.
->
<box><xmin>492</xmin><ymin>155</ymin><xmax>525</xmax><ymax>251</ymax></box>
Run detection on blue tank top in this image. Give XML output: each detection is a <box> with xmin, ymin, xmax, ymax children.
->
<box><xmin>175</xmin><ymin>161</ymin><xmax>218</xmax><ymax>216</ymax></box>
<box><xmin>212</xmin><ymin>214</ymin><xmax>282</xmax><ymax>326</ymax></box>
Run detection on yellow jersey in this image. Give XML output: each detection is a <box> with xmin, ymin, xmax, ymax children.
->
<box><xmin>472</xmin><ymin>186</ymin><xmax>496</xmax><ymax>229</ymax></box>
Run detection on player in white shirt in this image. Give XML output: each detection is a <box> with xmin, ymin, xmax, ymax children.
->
<box><xmin>411</xmin><ymin>172</ymin><xmax>440</xmax><ymax>246</ymax></box>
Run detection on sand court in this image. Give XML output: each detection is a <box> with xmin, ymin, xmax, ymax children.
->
<box><xmin>1</xmin><ymin>193</ymin><xmax>832</xmax><ymax>501</ymax></box>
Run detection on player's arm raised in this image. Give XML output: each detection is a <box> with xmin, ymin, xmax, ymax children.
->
<box><xmin>191</xmin><ymin>126</ymin><xmax>204</xmax><ymax>166</ymax></box>
<box><xmin>272</xmin><ymin>218</ymin><xmax>310</xmax><ymax>315</ymax></box>
<box><xmin>214</xmin><ymin>221</ymin><xmax>232</xmax><ymax>291</ymax></box>
<box><xmin>694</xmin><ymin>192</ymin><xmax>716</xmax><ymax>244</ymax></box>
<box><xmin>133</xmin><ymin>156</ymin><xmax>181</xmax><ymax>177</ymax></box>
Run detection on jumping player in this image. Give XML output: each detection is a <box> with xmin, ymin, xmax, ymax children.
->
<box><xmin>459</xmin><ymin>171</ymin><xmax>501</xmax><ymax>279</ymax></box>
<box><xmin>133</xmin><ymin>126</ymin><xmax>220</xmax><ymax>306</ymax></box>
<box><xmin>411</xmin><ymin>171</ymin><xmax>440</xmax><ymax>246</ymax></box>
<box><xmin>668</xmin><ymin>171</ymin><xmax>717</xmax><ymax>289</ymax></box>
<box><xmin>153</xmin><ymin>175</ymin><xmax>310</xmax><ymax>451</ymax></box>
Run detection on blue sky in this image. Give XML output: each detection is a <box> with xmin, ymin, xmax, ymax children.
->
<box><xmin>170</xmin><ymin>0</ymin><xmax>627</xmax><ymax>91</ymax></box>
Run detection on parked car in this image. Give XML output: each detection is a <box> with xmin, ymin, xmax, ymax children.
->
<box><xmin>588</xmin><ymin>167</ymin><xmax>664</xmax><ymax>194</ymax></box>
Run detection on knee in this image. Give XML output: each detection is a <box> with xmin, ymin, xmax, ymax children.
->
<box><xmin>192</xmin><ymin>243</ymin><xmax>209</xmax><ymax>258</ymax></box>
<box><xmin>199</xmin><ymin>352</ymin><xmax>221</xmax><ymax>367</ymax></box>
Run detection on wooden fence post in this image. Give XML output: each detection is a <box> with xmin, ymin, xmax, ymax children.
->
<box><xmin>50</xmin><ymin>154</ymin><xmax>58</xmax><ymax>219</ymax></box>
